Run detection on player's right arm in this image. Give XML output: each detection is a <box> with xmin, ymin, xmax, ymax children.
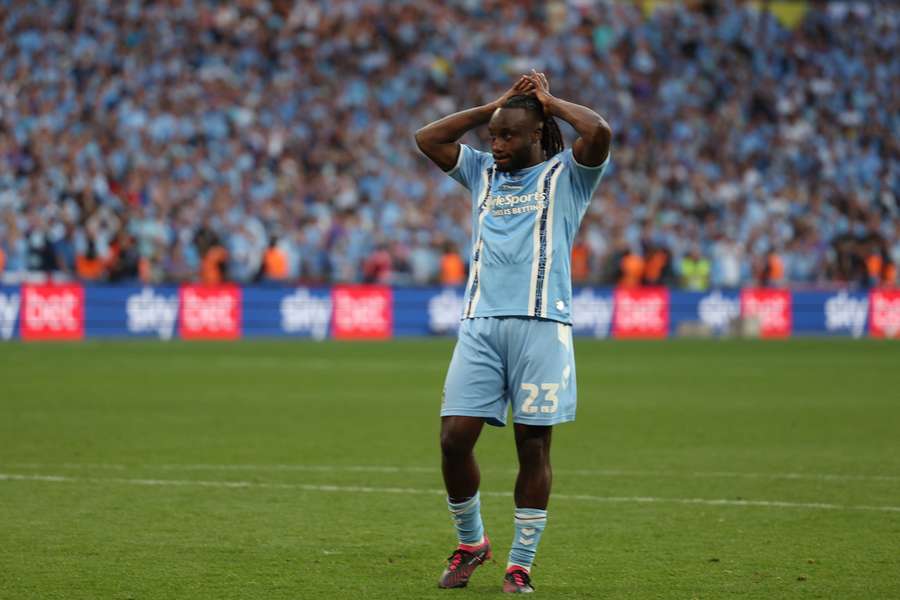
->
<box><xmin>415</xmin><ymin>77</ymin><xmax>530</xmax><ymax>172</ymax></box>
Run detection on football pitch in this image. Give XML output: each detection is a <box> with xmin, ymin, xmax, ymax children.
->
<box><xmin>1</xmin><ymin>339</ymin><xmax>898</xmax><ymax>599</ymax></box>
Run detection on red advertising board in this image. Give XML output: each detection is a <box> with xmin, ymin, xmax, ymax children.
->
<box><xmin>179</xmin><ymin>284</ymin><xmax>241</xmax><ymax>340</ymax></box>
<box><xmin>869</xmin><ymin>289</ymin><xmax>900</xmax><ymax>339</ymax></box>
<box><xmin>613</xmin><ymin>287</ymin><xmax>669</xmax><ymax>339</ymax></box>
<box><xmin>741</xmin><ymin>288</ymin><xmax>791</xmax><ymax>338</ymax></box>
<box><xmin>332</xmin><ymin>285</ymin><xmax>392</xmax><ymax>340</ymax></box>
<box><xmin>20</xmin><ymin>283</ymin><xmax>84</xmax><ymax>341</ymax></box>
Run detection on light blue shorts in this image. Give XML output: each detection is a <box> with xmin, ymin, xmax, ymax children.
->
<box><xmin>441</xmin><ymin>317</ymin><xmax>577</xmax><ymax>427</ymax></box>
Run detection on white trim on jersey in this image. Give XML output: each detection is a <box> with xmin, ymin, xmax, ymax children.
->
<box><xmin>538</xmin><ymin>164</ymin><xmax>565</xmax><ymax>317</ymax></box>
<box><xmin>465</xmin><ymin>167</ymin><xmax>494</xmax><ymax>318</ymax></box>
<box><xmin>445</xmin><ymin>144</ymin><xmax>467</xmax><ymax>177</ymax></box>
<box><xmin>528</xmin><ymin>160</ymin><xmax>558</xmax><ymax>316</ymax></box>
<box><xmin>467</xmin><ymin>236</ymin><xmax>485</xmax><ymax>317</ymax></box>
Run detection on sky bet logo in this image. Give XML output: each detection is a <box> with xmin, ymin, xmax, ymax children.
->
<box><xmin>179</xmin><ymin>285</ymin><xmax>241</xmax><ymax>340</ymax></box>
<box><xmin>428</xmin><ymin>288</ymin><xmax>464</xmax><ymax>334</ymax></box>
<box><xmin>698</xmin><ymin>291</ymin><xmax>740</xmax><ymax>332</ymax></box>
<box><xmin>0</xmin><ymin>291</ymin><xmax>20</xmax><ymax>340</ymax></box>
<box><xmin>280</xmin><ymin>288</ymin><xmax>331</xmax><ymax>340</ymax></box>
<box><xmin>571</xmin><ymin>289</ymin><xmax>614</xmax><ymax>338</ymax></box>
<box><xmin>824</xmin><ymin>291</ymin><xmax>867</xmax><ymax>338</ymax></box>
<box><xmin>127</xmin><ymin>288</ymin><xmax>179</xmax><ymax>340</ymax></box>
<box><xmin>20</xmin><ymin>284</ymin><xmax>84</xmax><ymax>340</ymax></box>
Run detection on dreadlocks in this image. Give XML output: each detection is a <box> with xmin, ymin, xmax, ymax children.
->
<box><xmin>502</xmin><ymin>94</ymin><xmax>565</xmax><ymax>160</ymax></box>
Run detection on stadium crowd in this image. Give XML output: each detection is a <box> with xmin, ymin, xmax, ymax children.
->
<box><xmin>0</xmin><ymin>0</ymin><xmax>897</xmax><ymax>289</ymax></box>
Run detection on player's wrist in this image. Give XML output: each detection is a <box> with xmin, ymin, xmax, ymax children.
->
<box><xmin>541</xmin><ymin>94</ymin><xmax>560</xmax><ymax>115</ymax></box>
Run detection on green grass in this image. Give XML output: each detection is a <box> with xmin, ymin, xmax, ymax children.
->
<box><xmin>1</xmin><ymin>339</ymin><xmax>899</xmax><ymax>599</ymax></box>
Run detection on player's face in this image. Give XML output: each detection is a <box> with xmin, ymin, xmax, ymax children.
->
<box><xmin>488</xmin><ymin>108</ymin><xmax>542</xmax><ymax>172</ymax></box>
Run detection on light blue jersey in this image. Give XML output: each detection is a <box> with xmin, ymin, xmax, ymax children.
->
<box><xmin>448</xmin><ymin>144</ymin><xmax>609</xmax><ymax>324</ymax></box>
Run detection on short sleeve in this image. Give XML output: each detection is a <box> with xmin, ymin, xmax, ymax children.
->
<box><xmin>560</xmin><ymin>148</ymin><xmax>611</xmax><ymax>204</ymax></box>
<box><xmin>446</xmin><ymin>144</ymin><xmax>492</xmax><ymax>191</ymax></box>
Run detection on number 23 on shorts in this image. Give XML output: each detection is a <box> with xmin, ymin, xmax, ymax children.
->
<box><xmin>520</xmin><ymin>383</ymin><xmax>560</xmax><ymax>414</ymax></box>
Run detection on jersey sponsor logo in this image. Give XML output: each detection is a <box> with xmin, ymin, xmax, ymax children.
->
<box><xmin>179</xmin><ymin>285</ymin><xmax>241</xmax><ymax>340</ymax></box>
<box><xmin>698</xmin><ymin>291</ymin><xmax>741</xmax><ymax>331</ymax></box>
<box><xmin>490</xmin><ymin>191</ymin><xmax>547</xmax><ymax>217</ymax></box>
<box><xmin>741</xmin><ymin>288</ymin><xmax>791</xmax><ymax>338</ymax></box>
<box><xmin>869</xmin><ymin>289</ymin><xmax>900</xmax><ymax>338</ymax></box>
<box><xmin>572</xmin><ymin>289</ymin><xmax>614</xmax><ymax>338</ymax></box>
<box><xmin>332</xmin><ymin>285</ymin><xmax>392</xmax><ymax>339</ymax></box>
<box><xmin>0</xmin><ymin>291</ymin><xmax>21</xmax><ymax>340</ymax></box>
<box><xmin>613</xmin><ymin>287</ymin><xmax>669</xmax><ymax>339</ymax></box>
<box><xmin>280</xmin><ymin>288</ymin><xmax>331</xmax><ymax>340</ymax></box>
<box><xmin>490</xmin><ymin>191</ymin><xmax>547</xmax><ymax>207</ymax></box>
<box><xmin>428</xmin><ymin>288</ymin><xmax>464</xmax><ymax>334</ymax></box>
<box><xmin>20</xmin><ymin>283</ymin><xmax>84</xmax><ymax>341</ymax></box>
<box><xmin>127</xmin><ymin>288</ymin><xmax>179</xmax><ymax>340</ymax></box>
<box><xmin>491</xmin><ymin>202</ymin><xmax>546</xmax><ymax>217</ymax></box>
<box><xmin>824</xmin><ymin>291</ymin><xmax>868</xmax><ymax>338</ymax></box>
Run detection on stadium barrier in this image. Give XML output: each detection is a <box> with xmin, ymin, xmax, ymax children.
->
<box><xmin>0</xmin><ymin>284</ymin><xmax>898</xmax><ymax>341</ymax></box>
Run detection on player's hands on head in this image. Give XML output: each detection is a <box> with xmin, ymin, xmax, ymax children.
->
<box><xmin>492</xmin><ymin>76</ymin><xmax>532</xmax><ymax>110</ymax></box>
<box><xmin>523</xmin><ymin>69</ymin><xmax>553</xmax><ymax>111</ymax></box>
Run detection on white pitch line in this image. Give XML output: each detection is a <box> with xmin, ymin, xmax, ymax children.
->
<box><xmin>4</xmin><ymin>462</ymin><xmax>900</xmax><ymax>483</ymax></box>
<box><xmin>1</xmin><ymin>473</ymin><xmax>899</xmax><ymax>514</ymax></box>
<box><xmin>564</xmin><ymin>468</ymin><xmax>900</xmax><ymax>483</ymax></box>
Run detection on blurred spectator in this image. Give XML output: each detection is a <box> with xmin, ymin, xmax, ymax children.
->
<box><xmin>107</xmin><ymin>229</ymin><xmax>140</xmax><ymax>282</ymax></box>
<box><xmin>614</xmin><ymin>241</ymin><xmax>645</xmax><ymax>288</ymax></box>
<box><xmin>883</xmin><ymin>260</ymin><xmax>898</xmax><ymax>288</ymax></box>
<box><xmin>0</xmin><ymin>214</ymin><xmax>27</xmax><ymax>278</ymax></box>
<box><xmin>164</xmin><ymin>239</ymin><xmax>197</xmax><ymax>283</ymax></box>
<box><xmin>440</xmin><ymin>241</ymin><xmax>466</xmax><ymax>287</ymax></box>
<box><xmin>200</xmin><ymin>242</ymin><xmax>229</xmax><ymax>285</ymax></box>
<box><xmin>571</xmin><ymin>234</ymin><xmax>592</xmax><ymax>285</ymax></box>
<box><xmin>679</xmin><ymin>246</ymin><xmax>711</xmax><ymax>291</ymax></box>
<box><xmin>261</xmin><ymin>236</ymin><xmax>290</xmax><ymax>282</ymax></box>
<box><xmin>758</xmin><ymin>249</ymin><xmax>786</xmax><ymax>288</ymax></box>
<box><xmin>53</xmin><ymin>222</ymin><xmax>78</xmax><ymax>277</ymax></box>
<box><xmin>362</xmin><ymin>243</ymin><xmax>393</xmax><ymax>284</ymax></box>
<box><xmin>643</xmin><ymin>244</ymin><xmax>674</xmax><ymax>287</ymax></box>
<box><xmin>75</xmin><ymin>237</ymin><xmax>105</xmax><ymax>281</ymax></box>
<box><xmin>25</xmin><ymin>218</ymin><xmax>56</xmax><ymax>275</ymax></box>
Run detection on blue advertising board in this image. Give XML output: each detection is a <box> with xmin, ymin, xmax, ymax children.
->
<box><xmin>84</xmin><ymin>286</ymin><xmax>180</xmax><ymax>339</ymax></box>
<box><xmin>392</xmin><ymin>287</ymin><xmax>465</xmax><ymax>337</ymax></box>
<box><xmin>792</xmin><ymin>290</ymin><xmax>869</xmax><ymax>338</ymax></box>
<box><xmin>0</xmin><ymin>283</ymin><xmax>891</xmax><ymax>341</ymax></box>
<box><xmin>669</xmin><ymin>290</ymin><xmax>741</xmax><ymax>336</ymax></box>
<box><xmin>243</xmin><ymin>286</ymin><xmax>331</xmax><ymax>339</ymax></box>
<box><xmin>571</xmin><ymin>287</ymin><xmax>615</xmax><ymax>338</ymax></box>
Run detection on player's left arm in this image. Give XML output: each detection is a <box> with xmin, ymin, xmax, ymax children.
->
<box><xmin>524</xmin><ymin>70</ymin><xmax>611</xmax><ymax>167</ymax></box>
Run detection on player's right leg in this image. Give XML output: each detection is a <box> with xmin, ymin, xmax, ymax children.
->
<box><xmin>438</xmin><ymin>416</ymin><xmax>493</xmax><ymax>588</ymax></box>
<box><xmin>438</xmin><ymin>318</ymin><xmax>507</xmax><ymax>588</ymax></box>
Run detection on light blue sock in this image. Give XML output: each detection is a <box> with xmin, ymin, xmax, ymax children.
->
<box><xmin>507</xmin><ymin>508</ymin><xmax>547</xmax><ymax>572</ymax></box>
<box><xmin>447</xmin><ymin>493</ymin><xmax>485</xmax><ymax>546</ymax></box>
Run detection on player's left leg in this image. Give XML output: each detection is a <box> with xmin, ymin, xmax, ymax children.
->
<box><xmin>501</xmin><ymin>318</ymin><xmax>577</xmax><ymax>593</ymax></box>
<box><xmin>504</xmin><ymin>425</ymin><xmax>552</xmax><ymax>593</ymax></box>
<box><xmin>503</xmin><ymin>423</ymin><xmax>551</xmax><ymax>593</ymax></box>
